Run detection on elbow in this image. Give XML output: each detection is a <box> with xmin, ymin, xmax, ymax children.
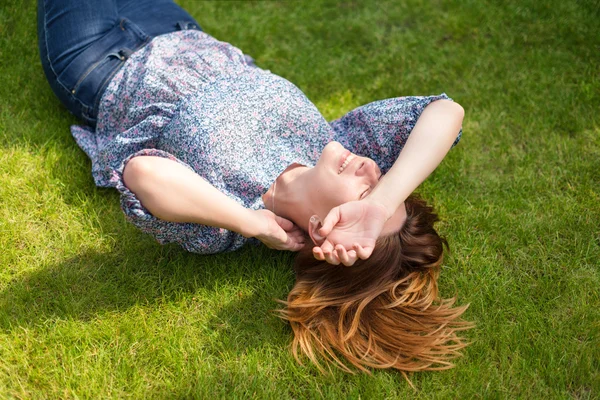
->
<box><xmin>438</xmin><ymin>99</ymin><xmax>464</xmax><ymax>121</ymax></box>
<box><xmin>431</xmin><ymin>99</ymin><xmax>464</xmax><ymax>134</ymax></box>
<box><xmin>122</xmin><ymin>156</ymin><xmax>155</xmax><ymax>195</ymax></box>
<box><xmin>449</xmin><ymin>102</ymin><xmax>464</xmax><ymax>141</ymax></box>
<box><xmin>452</xmin><ymin>102</ymin><xmax>465</xmax><ymax>121</ymax></box>
<box><xmin>429</xmin><ymin>99</ymin><xmax>464</xmax><ymax>119</ymax></box>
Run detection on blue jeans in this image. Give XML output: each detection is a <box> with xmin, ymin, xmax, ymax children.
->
<box><xmin>38</xmin><ymin>0</ymin><xmax>200</xmax><ymax>126</ymax></box>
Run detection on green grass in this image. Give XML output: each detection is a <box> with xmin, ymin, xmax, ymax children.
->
<box><xmin>1</xmin><ymin>0</ymin><xmax>599</xmax><ymax>398</ymax></box>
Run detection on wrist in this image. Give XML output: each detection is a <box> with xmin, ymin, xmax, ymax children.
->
<box><xmin>237</xmin><ymin>209</ymin><xmax>257</xmax><ymax>238</ymax></box>
<box><xmin>238</xmin><ymin>209</ymin><xmax>267</xmax><ymax>238</ymax></box>
<box><xmin>364</xmin><ymin>193</ymin><xmax>397</xmax><ymax>221</ymax></box>
<box><xmin>367</xmin><ymin>175</ymin><xmax>412</xmax><ymax>220</ymax></box>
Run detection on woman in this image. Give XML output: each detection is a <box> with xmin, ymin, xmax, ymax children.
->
<box><xmin>39</xmin><ymin>0</ymin><xmax>471</xmax><ymax>374</ymax></box>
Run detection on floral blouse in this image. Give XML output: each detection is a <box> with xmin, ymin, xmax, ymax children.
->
<box><xmin>70</xmin><ymin>30</ymin><xmax>461</xmax><ymax>254</ymax></box>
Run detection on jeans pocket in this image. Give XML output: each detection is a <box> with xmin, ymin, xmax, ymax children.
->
<box><xmin>56</xmin><ymin>18</ymin><xmax>148</xmax><ymax>115</ymax></box>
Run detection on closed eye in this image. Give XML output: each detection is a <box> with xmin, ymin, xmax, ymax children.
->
<box><xmin>360</xmin><ymin>174</ymin><xmax>382</xmax><ymax>199</ymax></box>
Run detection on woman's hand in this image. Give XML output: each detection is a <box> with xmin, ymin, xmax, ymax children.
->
<box><xmin>311</xmin><ymin>101</ymin><xmax>464</xmax><ymax>266</ymax></box>
<box><xmin>248</xmin><ymin>209</ymin><xmax>306</xmax><ymax>251</ymax></box>
<box><xmin>310</xmin><ymin>200</ymin><xmax>389</xmax><ymax>266</ymax></box>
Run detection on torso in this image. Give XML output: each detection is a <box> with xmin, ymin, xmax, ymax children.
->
<box><xmin>78</xmin><ymin>30</ymin><xmax>336</xmax><ymax>210</ymax></box>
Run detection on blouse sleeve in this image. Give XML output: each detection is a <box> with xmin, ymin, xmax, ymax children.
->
<box><xmin>110</xmin><ymin>148</ymin><xmax>249</xmax><ymax>254</ymax></box>
<box><xmin>329</xmin><ymin>93</ymin><xmax>462</xmax><ymax>173</ymax></box>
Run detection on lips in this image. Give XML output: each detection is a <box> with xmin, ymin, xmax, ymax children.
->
<box><xmin>338</xmin><ymin>150</ymin><xmax>351</xmax><ymax>170</ymax></box>
<box><xmin>338</xmin><ymin>152</ymin><xmax>356</xmax><ymax>174</ymax></box>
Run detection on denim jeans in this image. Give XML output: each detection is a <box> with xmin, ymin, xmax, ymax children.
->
<box><xmin>38</xmin><ymin>0</ymin><xmax>200</xmax><ymax>126</ymax></box>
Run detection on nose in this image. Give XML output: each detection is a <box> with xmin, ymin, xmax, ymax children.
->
<box><xmin>356</xmin><ymin>158</ymin><xmax>381</xmax><ymax>184</ymax></box>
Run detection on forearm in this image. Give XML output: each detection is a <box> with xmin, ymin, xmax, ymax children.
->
<box><xmin>122</xmin><ymin>156</ymin><xmax>258</xmax><ymax>237</ymax></box>
<box><xmin>367</xmin><ymin>99</ymin><xmax>464</xmax><ymax>218</ymax></box>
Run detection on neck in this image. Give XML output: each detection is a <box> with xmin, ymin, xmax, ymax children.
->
<box><xmin>262</xmin><ymin>163</ymin><xmax>315</xmax><ymax>231</ymax></box>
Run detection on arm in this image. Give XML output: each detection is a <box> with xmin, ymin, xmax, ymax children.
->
<box><xmin>367</xmin><ymin>99</ymin><xmax>464</xmax><ymax>218</ymax></box>
<box><xmin>122</xmin><ymin>155</ymin><xmax>304</xmax><ymax>251</ymax></box>
<box><xmin>312</xmin><ymin>99</ymin><xmax>464</xmax><ymax>265</ymax></box>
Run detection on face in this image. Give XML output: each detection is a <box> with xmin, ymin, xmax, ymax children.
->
<box><xmin>307</xmin><ymin>141</ymin><xmax>382</xmax><ymax>218</ymax></box>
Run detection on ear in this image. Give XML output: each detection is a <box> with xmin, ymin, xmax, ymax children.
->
<box><xmin>308</xmin><ymin>215</ymin><xmax>325</xmax><ymax>246</ymax></box>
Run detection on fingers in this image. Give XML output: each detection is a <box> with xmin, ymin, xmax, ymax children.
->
<box><xmin>335</xmin><ymin>245</ymin><xmax>349</xmax><ymax>266</ymax></box>
<box><xmin>267</xmin><ymin>223</ymin><xmax>290</xmax><ymax>249</ymax></box>
<box><xmin>312</xmin><ymin>243</ymin><xmax>373</xmax><ymax>264</ymax></box>
<box><xmin>312</xmin><ymin>247</ymin><xmax>325</xmax><ymax>261</ymax></box>
<box><xmin>318</xmin><ymin>207</ymin><xmax>341</xmax><ymax>237</ymax></box>
<box><xmin>335</xmin><ymin>245</ymin><xmax>358</xmax><ymax>267</ymax></box>
<box><xmin>278</xmin><ymin>230</ymin><xmax>306</xmax><ymax>252</ymax></box>
<box><xmin>288</xmin><ymin>230</ymin><xmax>306</xmax><ymax>250</ymax></box>
<box><xmin>335</xmin><ymin>245</ymin><xmax>348</xmax><ymax>265</ymax></box>
<box><xmin>324</xmin><ymin>251</ymin><xmax>340</xmax><ymax>265</ymax></box>
<box><xmin>312</xmin><ymin>241</ymin><xmax>340</xmax><ymax>265</ymax></box>
<box><xmin>286</xmin><ymin>239</ymin><xmax>305</xmax><ymax>252</ymax></box>
<box><xmin>269</xmin><ymin>234</ymin><xmax>305</xmax><ymax>252</ymax></box>
<box><xmin>313</xmin><ymin>245</ymin><xmax>360</xmax><ymax>266</ymax></box>
<box><xmin>319</xmin><ymin>239</ymin><xmax>334</xmax><ymax>257</ymax></box>
<box><xmin>348</xmin><ymin>250</ymin><xmax>357</xmax><ymax>263</ymax></box>
<box><xmin>286</xmin><ymin>226</ymin><xmax>305</xmax><ymax>239</ymax></box>
<box><xmin>353</xmin><ymin>243</ymin><xmax>374</xmax><ymax>260</ymax></box>
<box><xmin>275</xmin><ymin>215</ymin><xmax>295</xmax><ymax>231</ymax></box>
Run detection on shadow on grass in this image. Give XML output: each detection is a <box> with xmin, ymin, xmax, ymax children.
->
<box><xmin>0</xmin><ymin>242</ymin><xmax>296</xmax><ymax>340</ymax></box>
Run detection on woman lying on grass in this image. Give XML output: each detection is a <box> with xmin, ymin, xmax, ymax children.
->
<box><xmin>39</xmin><ymin>0</ymin><xmax>471</xmax><ymax>375</ymax></box>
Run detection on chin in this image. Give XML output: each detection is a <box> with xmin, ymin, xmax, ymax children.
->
<box><xmin>318</xmin><ymin>141</ymin><xmax>344</xmax><ymax>167</ymax></box>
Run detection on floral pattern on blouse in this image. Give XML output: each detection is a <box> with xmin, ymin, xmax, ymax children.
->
<box><xmin>70</xmin><ymin>30</ymin><xmax>461</xmax><ymax>254</ymax></box>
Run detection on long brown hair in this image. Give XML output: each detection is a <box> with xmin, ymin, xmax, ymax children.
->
<box><xmin>277</xmin><ymin>195</ymin><xmax>473</xmax><ymax>379</ymax></box>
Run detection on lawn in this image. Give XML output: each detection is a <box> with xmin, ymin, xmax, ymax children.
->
<box><xmin>1</xmin><ymin>0</ymin><xmax>599</xmax><ymax>398</ymax></box>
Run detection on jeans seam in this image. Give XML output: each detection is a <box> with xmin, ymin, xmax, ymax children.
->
<box><xmin>42</xmin><ymin>0</ymin><xmax>94</xmax><ymax>113</ymax></box>
<box><xmin>42</xmin><ymin>0</ymin><xmax>81</xmax><ymax>102</ymax></box>
<box><xmin>92</xmin><ymin>58</ymin><xmax>125</xmax><ymax>117</ymax></box>
<box><xmin>72</xmin><ymin>56</ymin><xmax>111</xmax><ymax>95</ymax></box>
<box><xmin>121</xmin><ymin>18</ymin><xmax>150</xmax><ymax>43</ymax></box>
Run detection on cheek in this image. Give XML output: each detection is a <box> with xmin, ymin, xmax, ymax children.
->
<box><xmin>319</xmin><ymin>181</ymin><xmax>357</xmax><ymax>207</ymax></box>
